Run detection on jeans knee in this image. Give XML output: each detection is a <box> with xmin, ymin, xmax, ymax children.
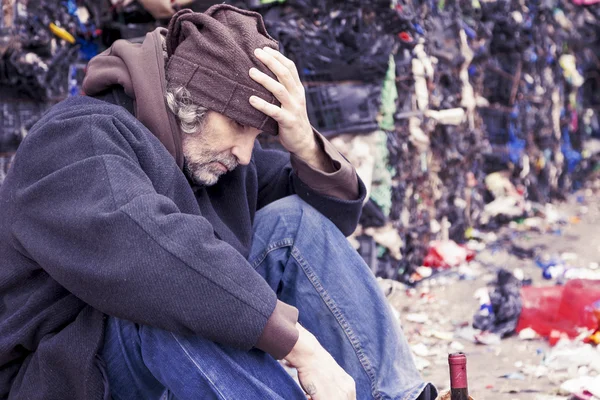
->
<box><xmin>255</xmin><ymin>195</ymin><xmax>340</xmax><ymax>239</ymax></box>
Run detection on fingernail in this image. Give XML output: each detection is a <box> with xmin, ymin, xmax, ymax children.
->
<box><xmin>254</xmin><ymin>48</ymin><xmax>264</xmax><ymax>56</ymax></box>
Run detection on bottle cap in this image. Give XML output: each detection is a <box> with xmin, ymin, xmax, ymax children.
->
<box><xmin>449</xmin><ymin>352</ymin><xmax>467</xmax><ymax>365</ymax></box>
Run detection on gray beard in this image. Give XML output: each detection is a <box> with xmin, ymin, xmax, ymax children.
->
<box><xmin>183</xmin><ymin>157</ymin><xmax>238</xmax><ymax>187</ymax></box>
<box><xmin>183</xmin><ymin>159</ymin><xmax>214</xmax><ymax>186</ymax></box>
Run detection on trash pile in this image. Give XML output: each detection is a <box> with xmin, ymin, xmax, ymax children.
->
<box><xmin>0</xmin><ymin>0</ymin><xmax>220</xmax><ymax>185</ymax></box>
<box><xmin>0</xmin><ymin>0</ymin><xmax>181</xmax><ymax>184</ymax></box>
<box><xmin>379</xmin><ymin>191</ymin><xmax>600</xmax><ymax>398</ymax></box>
<box><xmin>0</xmin><ymin>0</ymin><xmax>107</xmax><ymax>100</ymax></box>
<box><xmin>0</xmin><ymin>0</ymin><xmax>110</xmax><ymax>182</ymax></box>
<box><xmin>244</xmin><ymin>0</ymin><xmax>600</xmax><ymax>285</ymax></box>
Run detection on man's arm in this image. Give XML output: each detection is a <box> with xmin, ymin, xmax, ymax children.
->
<box><xmin>250</xmin><ymin>46</ymin><xmax>362</xmax><ymax>202</ymax></box>
<box><xmin>290</xmin><ymin>131</ymin><xmax>335</xmax><ymax>173</ymax></box>
<box><xmin>289</xmin><ymin>129</ymin><xmax>361</xmax><ymax>201</ymax></box>
<box><xmin>9</xmin><ymin>110</ymin><xmax>298</xmax><ymax>359</ymax></box>
<box><xmin>249</xmin><ymin>46</ymin><xmax>366</xmax><ymax>235</ymax></box>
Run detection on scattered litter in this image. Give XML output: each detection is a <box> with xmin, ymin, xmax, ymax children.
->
<box><xmin>519</xmin><ymin>327</ymin><xmax>540</xmax><ymax>340</ymax></box>
<box><xmin>474</xmin><ymin>331</ymin><xmax>502</xmax><ymax>346</ymax></box>
<box><xmin>560</xmin><ymin>376</ymin><xmax>600</xmax><ymax>399</ymax></box>
<box><xmin>544</xmin><ymin>340</ymin><xmax>600</xmax><ymax>375</ymax></box>
<box><xmin>406</xmin><ymin>313</ymin><xmax>429</xmax><ymax>324</ymax></box>
<box><xmin>411</xmin><ymin>343</ymin><xmax>430</xmax><ymax>358</ymax></box>
<box><xmin>413</xmin><ymin>355</ymin><xmax>430</xmax><ymax>372</ymax></box>
<box><xmin>449</xmin><ymin>341</ymin><xmax>465</xmax><ymax>352</ymax></box>
<box><xmin>500</xmin><ymin>372</ymin><xmax>526</xmax><ymax>381</ymax></box>
<box><xmin>432</xmin><ymin>331</ymin><xmax>455</xmax><ymax>341</ymax></box>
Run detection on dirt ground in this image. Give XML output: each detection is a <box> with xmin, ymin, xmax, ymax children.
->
<box><xmin>387</xmin><ymin>190</ymin><xmax>600</xmax><ymax>400</ymax></box>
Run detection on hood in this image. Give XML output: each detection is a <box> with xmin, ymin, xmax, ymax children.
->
<box><xmin>82</xmin><ymin>28</ymin><xmax>184</xmax><ymax>169</ymax></box>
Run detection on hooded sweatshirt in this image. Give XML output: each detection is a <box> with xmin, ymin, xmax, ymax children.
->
<box><xmin>0</xmin><ymin>29</ymin><xmax>365</xmax><ymax>399</ymax></box>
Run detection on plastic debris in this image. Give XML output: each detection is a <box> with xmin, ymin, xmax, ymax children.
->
<box><xmin>472</xmin><ymin>269</ymin><xmax>522</xmax><ymax>337</ymax></box>
<box><xmin>518</xmin><ymin>327</ymin><xmax>540</xmax><ymax>340</ymax></box>
<box><xmin>500</xmin><ymin>372</ymin><xmax>526</xmax><ymax>381</ymax></box>
<box><xmin>473</xmin><ymin>331</ymin><xmax>502</xmax><ymax>346</ymax></box>
<box><xmin>411</xmin><ymin>342</ymin><xmax>430</xmax><ymax>358</ymax></box>
<box><xmin>449</xmin><ymin>341</ymin><xmax>465</xmax><ymax>352</ymax></box>
<box><xmin>560</xmin><ymin>376</ymin><xmax>600</xmax><ymax>399</ymax></box>
<box><xmin>406</xmin><ymin>313</ymin><xmax>429</xmax><ymax>324</ymax></box>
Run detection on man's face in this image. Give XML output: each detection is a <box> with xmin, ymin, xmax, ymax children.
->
<box><xmin>182</xmin><ymin>111</ymin><xmax>261</xmax><ymax>186</ymax></box>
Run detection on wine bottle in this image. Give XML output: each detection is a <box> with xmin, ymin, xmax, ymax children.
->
<box><xmin>448</xmin><ymin>352</ymin><xmax>469</xmax><ymax>400</ymax></box>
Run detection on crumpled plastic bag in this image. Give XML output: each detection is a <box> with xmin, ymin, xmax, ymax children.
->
<box><xmin>473</xmin><ymin>269</ymin><xmax>522</xmax><ymax>337</ymax></box>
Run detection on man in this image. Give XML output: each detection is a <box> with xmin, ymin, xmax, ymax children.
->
<box><xmin>0</xmin><ymin>5</ymin><xmax>435</xmax><ymax>400</ymax></box>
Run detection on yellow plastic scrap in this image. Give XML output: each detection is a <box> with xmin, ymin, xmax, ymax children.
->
<box><xmin>588</xmin><ymin>330</ymin><xmax>600</xmax><ymax>346</ymax></box>
<box><xmin>49</xmin><ymin>23</ymin><xmax>75</xmax><ymax>44</ymax></box>
<box><xmin>586</xmin><ymin>307</ymin><xmax>600</xmax><ymax>346</ymax></box>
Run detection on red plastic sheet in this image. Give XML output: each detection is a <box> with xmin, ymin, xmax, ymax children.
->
<box><xmin>516</xmin><ymin>279</ymin><xmax>600</xmax><ymax>338</ymax></box>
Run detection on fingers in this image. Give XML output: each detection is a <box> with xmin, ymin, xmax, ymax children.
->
<box><xmin>249</xmin><ymin>67</ymin><xmax>291</xmax><ymax>107</ymax></box>
<box><xmin>254</xmin><ymin>47</ymin><xmax>301</xmax><ymax>95</ymax></box>
<box><xmin>249</xmin><ymin>95</ymin><xmax>283</xmax><ymax>122</ymax></box>
<box><xmin>296</xmin><ymin>364</ymin><xmax>356</xmax><ymax>400</ymax></box>
<box><xmin>262</xmin><ymin>46</ymin><xmax>303</xmax><ymax>87</ymax></box>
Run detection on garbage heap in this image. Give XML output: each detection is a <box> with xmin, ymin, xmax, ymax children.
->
<box><xmin>247</xmin><ymin>0</ymin><xmax>600</xmax><ymax>284</ymax></box>
<box><xmin>0</xmin><ymin>0</ymin><xmax>108</xmax><ymax>182</ymax></box>
<box><xmin>0</xmin><ymin>0</ymin><xmax>166</xmax><ymax>182</ymax></box>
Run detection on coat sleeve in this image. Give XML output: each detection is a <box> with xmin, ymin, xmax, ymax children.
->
<box><xmin>253</xmin><ymin>134</ymin><xmax>367</xmax><ymax>237</ymax></box>
<box><xmin>9</xmin><ymin>112</ymin><xmax>298</xmax><ymax>359</ymax></box>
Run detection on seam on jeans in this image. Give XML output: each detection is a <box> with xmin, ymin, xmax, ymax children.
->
<box><xmin>170</xmin><ymin>333</ymin><xmax>228</xmax><ymax>400</ymax></box>
<box><xmin>249</xmin><ymin>238</ymin><xmax>294</xmax><ymax>269</ymax></box>
<box><xmin>290</xmin><ymin>246</ymin><xmax>384</xmax><ymax>400</ymax></box>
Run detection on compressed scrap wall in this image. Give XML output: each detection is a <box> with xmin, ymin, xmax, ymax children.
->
<box><xmin>250</xmin><ymin>0</ymin><xmax>600</xmax><ymax>282</ymax></box>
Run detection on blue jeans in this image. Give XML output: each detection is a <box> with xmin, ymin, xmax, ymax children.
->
<box><xmin>100</xmin><ymin>195</ymin><xmax>432</xmax><ymax>400</ymax></box>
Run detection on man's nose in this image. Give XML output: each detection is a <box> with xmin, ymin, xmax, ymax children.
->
<box><xmin>231</xmin><ymin>139</ymin><xmax>254</xmax><ymax>166</ymax></box>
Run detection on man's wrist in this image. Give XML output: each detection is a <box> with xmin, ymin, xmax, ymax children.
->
<box><xmin>291</xmin><ymin>135</ymin><xmax>320</xmax><ymax>164</ymax></box>
<box><xmin>290</xmin><ymin>134</ymin><xmax>336</xmax><ymax>173</ymax></box>
<box><xmin>284</xmin><ymin>323</ymin><xmax>319</xmax><ymax>366</ymax></box>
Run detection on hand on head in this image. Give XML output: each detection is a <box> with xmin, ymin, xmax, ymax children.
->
<box><xmin>249</xmin><ymin>47</ymin><xmax>315</xmax><ymax>156</ymax></box>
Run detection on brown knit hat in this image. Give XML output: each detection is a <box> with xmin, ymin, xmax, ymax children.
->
<box><xmin>165</xmin><ymin>5</ymin><xmax>280</xmax><ymax>135</ymax></box>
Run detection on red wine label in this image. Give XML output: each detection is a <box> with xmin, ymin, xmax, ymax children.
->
<box><xmin>450</xmin><ymin>363</ymin><xmax>467</xmax><ymax>388</ymax></box>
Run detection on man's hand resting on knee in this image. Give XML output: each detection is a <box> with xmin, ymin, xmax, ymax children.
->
<box><xmin>284</xmin><ymin>323</ymin><xmax>356</xmax><ymax>399</ymax></box>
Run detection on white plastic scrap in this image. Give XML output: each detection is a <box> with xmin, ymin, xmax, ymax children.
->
<box><xmin>560</xmin><ymin>376</ymin><xmax>600</xmax><ymax>399</ymax></box>
<box><xmin>424</xmin><ymin>108</ymin><xmax>466</xmax><ymax>125</ymax></box>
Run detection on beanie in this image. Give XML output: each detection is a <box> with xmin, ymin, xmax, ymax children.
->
<box><xmin>166</xmin><ymin>5</ymin><xmax>280</xmax><ymax>135</ymax></box>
